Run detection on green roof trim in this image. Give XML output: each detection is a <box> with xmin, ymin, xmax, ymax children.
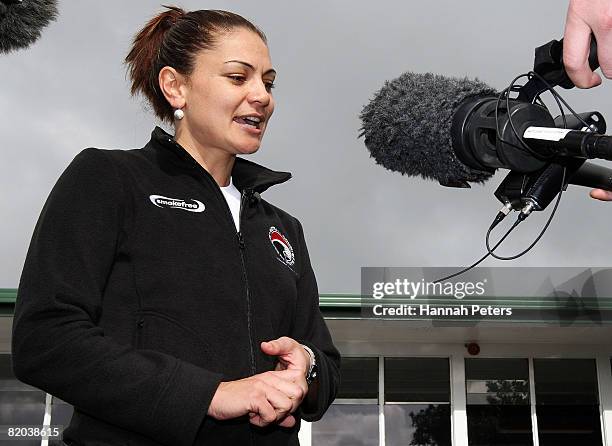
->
<box><xmin>0</xmin><ymin>288</ymin><xmax>17</xmax><ymax>304</ymax></box>
<box><xmin>3</xmin><ymin>291</ymin><xmax>612</xmax><ymax>325</ymax></box>
<box><xmin>4</xmin><ymin>290</ymin><xmax>612</xmax><ymax>308</ymax></box>
<box><xmin>0</xmin><ymin>290</ymin><xmax>363</xmax><ymax>305</ymax></box>
<box><xmin>319</xmin><ymin>293</ymin><xmax>612</xmax><ymax>308</ymax></box>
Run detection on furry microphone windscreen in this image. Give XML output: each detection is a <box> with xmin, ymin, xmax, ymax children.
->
<box><xmin>359</xmin><ymin>72</ymin><xmax>497</xmax><ymax>186</ymax></box>
<box><xmin>0</xmin><ymin>0</ymin><xmax>58</xmax><ymax>54</ymax></box>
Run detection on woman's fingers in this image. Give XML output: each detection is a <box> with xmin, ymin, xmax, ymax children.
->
<box><xmin>208</xmin><ymin>370</ymin><xmax>308</xmax><ymax>427</ymax></box>
<box><xmin>257</xmin><ymin>371</ymin><xmax>306</xmax><ymax>412</ymax></box>
<box><xmin>277</xmin><ymin>414</ymin><xmax>297</xmax><ymax>428</ymax></box>
<box><xmin>250</xmin><ymin>412</ymin><xmax>296</xmax><ymax>428</ymax></box>
<box><xmin>246</xmin><ymin>375</ymin><xmax>298</xmax><ymax>426</ymax></box>
<box><xmin>260</xmin><ymin>370</ymin><xmax>306</xmax><ymax>396</ymax></box>
<box><xmin>270</xmin><ymin>369</ymin><xmax>309</xmax><ymax>396</ymax></box>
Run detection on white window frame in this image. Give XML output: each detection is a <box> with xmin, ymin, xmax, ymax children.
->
<box><xmin>306</xmin><ymin>343</ymin><xmax>612</xmax><ymax>446</ymax></box>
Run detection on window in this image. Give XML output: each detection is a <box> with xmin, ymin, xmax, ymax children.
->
<box><xmin>0</xmin><ymin>354</ymin><xmax>46</xmax><ymax>446</ymax></box>
<box><xmin>534</xmin><ymin>359</ymin><xmax>602</xmax><ymax>446</ymax></box>
<box><xmin>465</xmin><ymin>358</ymin><xmax>532</xmax><ymax>446</ymax></box>
<box><xmin>312</xmin><ymin>357</ymin><xmax>379</xmax><ymax>445</ymax></box>
<box><xmin>384</xmin><ymin>358</ymin><xmax>451</xmax><ymax>446</ymax></box>
<box><xmin>337</xmin><ymin>357</ymin><xmax>378</xmax><ymax>400</ymax></box>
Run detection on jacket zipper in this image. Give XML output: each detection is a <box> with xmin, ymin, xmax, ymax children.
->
<box><xmin>232</xmin><ymin>190</ymin><xmax>257</xmax><ymax>446</ymax></box>
<box><xmin>237</xmin><ymin>190</ymin><xmax>257</xmax><ymax>376</ymax></box>
<box><xmin>191</xmin><ymin>164</ymin><xmax>257</xmax><ymax>376</ymax></box>
<box><xmin>195</xmin><ymin>171</ymin><xmax>257</xmax><ymax>445</ymax></box>
<box><xmin>163</xmin><ymin>138</ymin><xmax>274</xmax><ymax>443</ymax></box>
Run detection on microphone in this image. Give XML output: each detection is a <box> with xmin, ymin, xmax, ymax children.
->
<box><xmin>361</xmin><ymin>37</ymin><xmax>610</xmax><ymax>271</ymax></box>
<box><xmin>359</xmin><ymin>72</ymin><xmax>497</xmax><ymax>188</ymax></box>
<box><xmin>0</xmin><ymin>0</ymin><xmax>58</xmax><ymax>54</ymax></box>
<box><xmin>360</xmin><ymin>71</ymin><xmax>612</xmax><ymax>192</ymax></box>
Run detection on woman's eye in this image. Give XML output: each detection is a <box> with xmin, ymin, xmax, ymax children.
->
<box><xmin>229</xmin><ymin>75</ymin><xmax>246</xmax><ymax>83</ymax></box>
<box><xmin>265</xmin><ymin>82</ymin><xmax>275</xmax><ymax>92</ymax></box>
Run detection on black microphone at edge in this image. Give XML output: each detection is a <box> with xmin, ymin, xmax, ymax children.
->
<box><xmin>0</xmin><ymin>0</ymin><xmax>58</xmax><ymax>54</ymax></box>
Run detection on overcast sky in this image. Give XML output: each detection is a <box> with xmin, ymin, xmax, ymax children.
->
<box><xmin>1</xmin><ymin>0</ymin><xmax>611</xmax><ymax>292</ymax></box>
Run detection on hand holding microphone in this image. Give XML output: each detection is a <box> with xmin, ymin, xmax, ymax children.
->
<box><xmin>564</xmin><ymin>0</ymin><xmax>612</xmax><ymax>88</ymax></box>
<box><xmin>563</xmin><ymin>0</ymin><xmax>612</xmax><ymax>199</ymax></box>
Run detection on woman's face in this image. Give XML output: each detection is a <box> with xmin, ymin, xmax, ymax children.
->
<box><xmin>181</xmin><ymin>28</ymin><xmax>276</xmax><ymax>156</ymax></box>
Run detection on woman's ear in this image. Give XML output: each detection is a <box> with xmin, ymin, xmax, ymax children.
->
<box><xmin>159</xmin><ymin>66</ymin><xmax>187</xmax><ymax>110</ymax></box>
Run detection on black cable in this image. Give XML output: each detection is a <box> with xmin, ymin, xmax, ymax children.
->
<box><xmin>433</xmin><ymin>216</ymin><xmax>521</xmax><ymax>283</ymax></box>
<box><xmin>506</xmin><ymin>74</ymin><xmax>547</xmax><ymax>158</ymax></box>
<box><xmin>494</xmin><ymin>71</ymin><xmax>589</xmax><ymax>158</ymax></box>
<box><xmin>435</xmin><ymin>68</ymin><xmax>589</xmax><ymax>281</ymax></box>
<box><xmin>494</xmin><ymin>76</ymin><xmax>538</xmax><ymax>155</ymax></box>
<box><xmin>494</xmin><ymin>73</ymin><xmax>545</xmax><ymax>156</ymax></box>
<box><xmin>484</xmin><ymin>72</ymin><xmax>579</xmax><ymax>261</ymax></box>
<box><xmin>529</xmin><ymin>70</ymin><xmax>590</xmax><ymax>129</ymax></box>
<box><xmin>485</xmin><ymin>166</ymin><xmax>566</xmax><ymax>260</ymax></box>
<box><xmin>529</xmin><ymin>73</ymin><xmax>568</xmax><ymax>130</ymax></box>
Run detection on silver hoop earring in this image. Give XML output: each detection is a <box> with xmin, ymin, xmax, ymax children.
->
<box><xmin>174</xmin><ymin>108</ymin><xmax>184</xmax><ymax>120</ymax></box>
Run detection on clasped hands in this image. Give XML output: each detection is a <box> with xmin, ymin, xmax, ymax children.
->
<box><xmin>207</xmin><ymin>336</ymin><xmax>311</xmax><ymax>428</ymax></box>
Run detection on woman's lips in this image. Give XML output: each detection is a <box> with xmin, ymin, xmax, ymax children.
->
<box><xmin>233</xmin><ymin>117</ymin><xmax>262</xmax><ymax>135</ymax></box>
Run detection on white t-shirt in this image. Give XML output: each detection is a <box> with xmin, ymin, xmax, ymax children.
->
<box><xmin>220</xmin><ymin>177</ymin><xmax>241</xmax><ymax>231</ymax></box>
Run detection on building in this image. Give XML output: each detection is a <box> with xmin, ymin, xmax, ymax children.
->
<box><xmin>2</xmin><ymin>273</ymin><xmax>612</xmax><ymax>446</ymax></box>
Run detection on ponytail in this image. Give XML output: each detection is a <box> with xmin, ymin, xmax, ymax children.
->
<box><xmin>125</xmin><ymin>5</ymin><xmax>185</xmax><ymax>124</ymax></box>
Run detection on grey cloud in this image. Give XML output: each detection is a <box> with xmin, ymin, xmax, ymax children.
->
<box><xmin>2</xmin><ymin>0</ymin><xmax>611</xmax><ymax>292</ymax></box>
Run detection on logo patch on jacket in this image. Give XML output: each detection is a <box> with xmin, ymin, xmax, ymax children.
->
<box><xmin>149</xmin><ymin>195</ymin><xmax>205</xmax><ymax>213</ymax></box>
<box><xmin>269</xmin><ymin>226</ymin><xmax>295</xmax><ymax>267</ymax></box>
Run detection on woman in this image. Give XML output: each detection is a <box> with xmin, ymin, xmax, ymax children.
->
<box><xmin>12</xmin><ymin>6</ymin><xmax>340</xmax><ymax>446</ymax></box>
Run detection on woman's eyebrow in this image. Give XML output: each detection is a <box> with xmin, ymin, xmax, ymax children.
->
<box><xmin>224</xmin><ymin>60</ymin><xmax>276</xmax><ymax>76</ymax></box>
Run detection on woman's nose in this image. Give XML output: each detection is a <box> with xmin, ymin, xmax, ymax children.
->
<box><xmin>247</xmin><ymin>80</ymin><xmax>271</xmax><ymax>106</ymax></box>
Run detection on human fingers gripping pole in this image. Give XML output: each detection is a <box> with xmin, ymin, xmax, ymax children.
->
<box><xmin>563</xmin><ymin>10</ymin><xmax>603</xmax><ymax>87</ymax></box>
<box><xmin>590</xmin><ymin>188</ymin><xmax>612</xmax><ymax>200</ymax></box>
<box><xmin>594</xmin><ymin>16</ymin><xmax>612</xmax><ymax>78</ymax></box>
<box><xmin>564</xmin><ymin>0</ymin><xmax>612</xmax><ymax>85</ymax></box>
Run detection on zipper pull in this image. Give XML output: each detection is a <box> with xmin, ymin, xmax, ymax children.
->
<box><xmin>237</xmin><ymin>232</ymin><xmax>246</xmax><ymax>250</ymax></box>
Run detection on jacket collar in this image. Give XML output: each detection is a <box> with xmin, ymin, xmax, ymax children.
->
<box><xmin>148</xmin><ymin>126</ymin><xmax>292</xmax><ymax>194</ymax></box>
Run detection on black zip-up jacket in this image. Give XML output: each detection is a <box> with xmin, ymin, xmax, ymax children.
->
<box><xmin>12</xmin><ymin>127</ymin><xmax>341</xmax><ymax>446</ymax></box>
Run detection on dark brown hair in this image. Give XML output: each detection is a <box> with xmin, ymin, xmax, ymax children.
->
<box><xmin>125</xmin><ymin>6</ymin><xmax>267</xmax><ymax>123</ymax></box>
